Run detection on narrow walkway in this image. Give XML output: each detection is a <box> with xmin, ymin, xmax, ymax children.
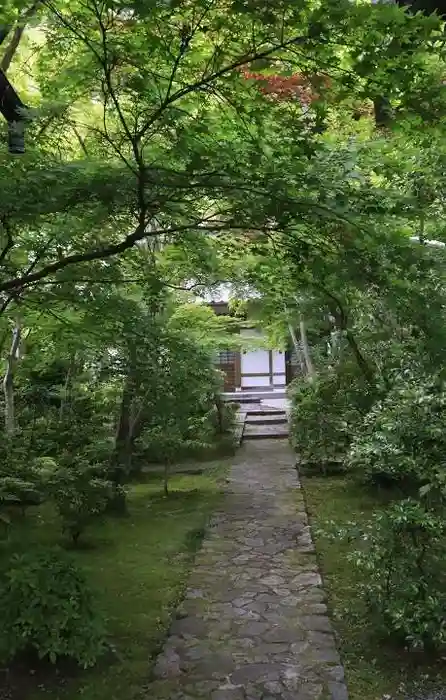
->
<box><xmin>150</xmin><ymin>440</ymin><xmax>348</xmax><ymax>700</ymax></box>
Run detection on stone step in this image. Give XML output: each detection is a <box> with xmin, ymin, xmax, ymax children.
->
<box><xmin>245</xmin><ymin>408</ymin><xmax>285</xmax><ymax>416</ymax></box>
<box><xmin>243</xmin><ymin>431</ymin><xmax>289</xmax><ymax>441</ymax></box>
<box><xmin>223</xmin><ymin>390</ymin><xmax>286</xmax><ymax>401</ymax></box>
<box><xmin>243</xmin><ymin>424</ymin><xmax>289</xmax><ymax>440</ymax></box>
<box><xmin>245</xmin><ymin>414</ymin><xmax>288</xmax><ymax>425</ymax></box>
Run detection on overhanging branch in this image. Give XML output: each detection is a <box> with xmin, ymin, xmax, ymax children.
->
<box><xmin>0</xmin><ymin>222</ymin><xmax>264</xmax><ymax>293</ymax></box>
<box><xmin>137</xmin><ymin>33</ymin><xmax>310</xmax><ymax>141</ymax></box>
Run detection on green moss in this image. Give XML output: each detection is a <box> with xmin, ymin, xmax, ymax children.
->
<box><xmin>2</xmin><ymin>460</ymin><xmax>228</xmax><ymax>700</ymax></box>
<box><xmin>303</xmin><ymin>476</ymin><xmax>446</xmax><ymax>700</ymax></box>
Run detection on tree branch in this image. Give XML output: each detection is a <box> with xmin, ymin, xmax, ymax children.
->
<box><xmin>0</xmin><ymin>221</ymin><xmax>248</xmax><ymax>293</ymax></box>
<box><xmin>136</xmin><ymin>33</ymin><xmax>311</xmax><ymax>141</ymax></box>
<box><xmin>316</xmin><ymin>283</ymin><xmax>376</xmax><ymax>385</ymax></box>
<box><xmin>0</xmin><ymin>218</ymin><xmax>14</xmax><ymax>266</ymax></box>
<box><xmin>0</xmin><ymin>236</ymin><xmax>56</xmax><ymax>314</ymax></box>
<box><xmin>0</xmin><ymin>216</ymin><xmax>285</xmax><ymax>294</ymax></box>
<box><xmin>1</xmin><ymin>1</ymin><xmax>42</xmax><ymax>73</ymax></box>
<box><xmin>72</xmin><ymin>124</ymin><xmax>89</xmax><ymax>156</ymax></box>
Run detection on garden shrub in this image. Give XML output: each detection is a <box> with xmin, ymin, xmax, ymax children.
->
<box><xmin>0</xmin><ymin>548</ymin><xmax>105</xmax><ymax>667</ymax></box>
<box><xmin>0</xmin><ymin>442</ymin><xmax>47</xmax><ymax>516</ymax></box>
<box><xmin>340</xmin><ymin>500</ymin><xmax>446</xmax><ymax>651</ymax></box>
<box><xmin>49</xmin><ymin>460</ymin><xmax>112</xmax><ymax>544</ymax></box>
<box><xmin>347</xmin><ymin>373</ymin><xmax>446</xmax><ymax>491</ymax></box>
<box><xmin>288</xmin><ymin>361</ymin><xmax>377</xmax><ymax>472</ymax></box>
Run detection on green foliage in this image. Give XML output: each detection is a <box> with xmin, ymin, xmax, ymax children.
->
<box><xmin>347</xmin><ymin>373</ymin><xmax>446</xmax><ymax>491</ymax></box>
<box><xmin>3</xmin><ymin>0</ymin><xmax>446</xmax><ymax>687</ymax></box>
<box><xmin>0</xmin><ymin>441</ymin><xmax>46</xmax><ymax>516</ymax></box>
<box><xmin>289</xmin><ymin>362</ymin><xmax>377</xmax><ymax>471</ymax></box>
<box><xmin>0</xmin><ymin>548</ymin><xmax>105</xmax><ymax>667</ymax></box>
<box><xmin>49</xmin><ymin>461</ymin><xmax>112</xmax><ymax>545</ymax></box>
<box><xmin>338</xmin><ymin>500</ymin><xmax>446</xmax><ymax>651</ymax></box>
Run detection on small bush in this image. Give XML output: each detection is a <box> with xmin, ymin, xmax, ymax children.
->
<box><xmin>0</xmin><ymin>548</ymin><xmax>105</xmax><ymax>667</ymax></box>
<box><xmin>0</xmin><ymin>443</ymin><xmax>47</xmax><ymax>516</ymax></box>
<box><xmin>137</xmin><ymin>425</ymin><xmax>211</xmax><ymax>495</ymax></box>
<box><xmin>49</xmin><ymin>461</ymin><xmax>112</xmax><ymax>544</ymax></box>
<box><xmin>347</xmin><ymin>374</ymin><xmax>446</xmax><ymax>490</ymax></box>
<box><xmin>341</xmin><ymin>500</ymin><xmax>446</xmax><ymax>651</ymax></box>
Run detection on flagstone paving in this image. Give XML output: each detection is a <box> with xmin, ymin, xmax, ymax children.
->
<box><xmin>149</xmin><ymin>439</ymin><xmax>348</xmax><ymax>700</ymax></box>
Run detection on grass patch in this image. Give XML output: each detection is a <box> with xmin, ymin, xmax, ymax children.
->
<box><xmin>0</xmin><ymin>459</ymin><xmax>229</xmax><ymax>700</ymax></box>
<box><xmin>303</xmin><ymin>475</ymin><xmax>446</xmax><ymax>700</ymax></box>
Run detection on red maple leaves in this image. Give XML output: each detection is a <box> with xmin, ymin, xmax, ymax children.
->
<box><xmin>241</xmin><ymin>69</ymin><xmax>331</xmax><ymax>105</ymax></box>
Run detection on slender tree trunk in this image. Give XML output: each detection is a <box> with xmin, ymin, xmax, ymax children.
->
<box><xmin>287</xmin><ymin>322</ymin><xmax>306</xmax><ymax>375</ymax></box>
<box><xmin>3</xmin><ymin>319</ymin><xmax>21</xmax><ymax>435</ymax></box>
<box><xmin>113</xmin><ymin>341</ymin><xmax>140</xmax><ymax>479</ymax></box>
<box><xmin>113</xmin><ymin>377</ymin><xmax>134</xmax><ymax>483</ymax></box>
<box><xmin>419</xmin><ymin>211</ymin><xmax>425</xmax><ymax>245</ymax></box>
<box><xmin>59</xmin><ymin>353</ymin><xmax>76</xmax><ymax>422</ymax></box>
<box><xmin>345</xmin><ymin>329</ymin><xmax>375</xmax><ymax>386</ymax></box>
<box><xmin>299</xmin><ymin>317</ymin><xmax>315</xmax><ymax>381</ymax></box>
<box><xmin>373</xmin><ymin>96</ymin><xmax>393</xmax><ymax>129</ymax></box>
<box><xmin>318</xmin><ymin>285</ymin><xmax>376</xmax><ymax>386</ymax></box>
<box><xmin>215</xmin><ymin>394</ymin><xmax>224</xmax><ymax>434</ymax></box>
<box><xmin>163</xmin><ymin>462</ymin><xmax>170</xmax><ymax>497</ymax></box>
<box><xmin>327</xmin><ymin>314</ymin><xmax>341</xmax><ymax>360</ymax></box>
<box><xmin>1</xmin><ymin>1</ymin><xmax>41</xmax><ymax>73</ymax></box>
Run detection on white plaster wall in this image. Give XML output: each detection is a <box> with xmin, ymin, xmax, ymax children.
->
<box><xmin>241</xmin><ymin>349</ymin><xmax>270</xmax><ymax>388</ymax></box>
<box><xmin>272</xmin><ymin>350</ymin><xmax>286</xmax><ymax>386</ymax></box>
<box><xmin>272</xmin><ymin>351</ymin><xmax>285</xmax><ymax>374</ymax></box>
<box><xmin>241</xmin><ymin>349</ymin><xmax>269</xmax><ymax>374</ymax></box>
<box><xmin>241</xmin><ymin>375</ymin><xmax>270</xmax><ymax>388</ymax></box>
<box><xmin>238</xmin><ymin>330</ymin><xmax>286</xmax><ymax>389</ymax></box>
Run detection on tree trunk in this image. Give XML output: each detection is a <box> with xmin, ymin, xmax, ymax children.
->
<box><xmin>373</xmin><ymin>96</ymin><xmax>393</xmax><ymax>129</ymax></box>
<box><xmin>1</xmin><ymin>1</ymin><xmax>41</xmax><ymax>73</ymax></box>
<box><xmin>3</xmin><ymin>319</ymin><xmax>21</xmax><ymax>435</ymax></box>
<box><xmin>59</xmin><ymin>353</ymin><xmax>76</xmax><ymax>422</ymax></box>
<box><xmin>327</xmin><ymin>314</ymin><xmax>341</xmax><ymax>360</ymax></box>
<box><xmin>299</xmin><ymin>317</ymin><xmax>315</xmax><ymax>381</ymax></box>
<box><xmin>113</xmin><ymin>377</ymin><xmax>134</xmax><ymax>484</ymax></box>
<box><xmin>163</xmin><ymin>462</ymin><xmax>170</xmax><ymax>497</ymax></box>
<box><xmin>215</xmin><ymin>394</ymin><xmax>224</xmax><ymax>434</ymax></box>
<box><xmin>319</xmin><ymin>285</ymin><xmax>376</xmax><ymax>386</ymax></box>
<box><xmin>112</xmin><ymin>342</ymin><xmax>145</xmax><ymax>486</ymax></box>
<box><xmin>287</xmin><ymin>322</ymin><xmax>306</xmax><ymax>375</ymax></box>
<box><xmin>345</xmin><ymin>329</ymin><xmax>376</xmax><ymax>386</ymax></box>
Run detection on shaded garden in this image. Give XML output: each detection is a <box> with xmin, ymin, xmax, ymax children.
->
<box><xmin>2</xmin><ymin>0</ymin><xmax>446</xmax><ymax>697</ymax></box>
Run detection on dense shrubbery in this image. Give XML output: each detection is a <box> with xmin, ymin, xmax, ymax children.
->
<box><xmin>291</xmin><ymin>303</ymin><xmax>446</xmax><ymax>651</ymax></box>
<box><xmin>336</xmin><ymin>500</ymin><xmax>446</xmax><ymax>650</ymax></box>
<box><xmin>289</xmin><ymin>361</ymin><xmax>377</xmax><ymax>472</ymax></box>
<box><xmin>347</xmin><ymin>373</ymin><xmax>446</xmax><ymax>491</ymax></box>
<box><xmin>0</xmin><ymin>549</ymin><xmax>105</xmax><ymax>667</ymax></box>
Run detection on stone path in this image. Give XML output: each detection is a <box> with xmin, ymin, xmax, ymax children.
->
<box><xmin>150</xmin><ymin>440</ymin><xmax>348</xmax><ymax>700</ymax></box>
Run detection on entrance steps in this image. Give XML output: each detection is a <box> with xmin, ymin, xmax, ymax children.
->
<box><xmin>242</xmin><ymin>408</ymin><xmax>289</xmax><ymax>441</ymax></box>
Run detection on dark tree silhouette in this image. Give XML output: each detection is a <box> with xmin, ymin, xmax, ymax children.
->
<box><xmin>0</xmin><ymin>24</ymin><xmax>27</xmax><ymax>154</ymax></box>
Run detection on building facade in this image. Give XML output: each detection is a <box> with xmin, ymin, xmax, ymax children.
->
<box><xmin>210</xmin><ymin>301</ymin><xmax>296</xmax><ymax>392</ymax></box>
